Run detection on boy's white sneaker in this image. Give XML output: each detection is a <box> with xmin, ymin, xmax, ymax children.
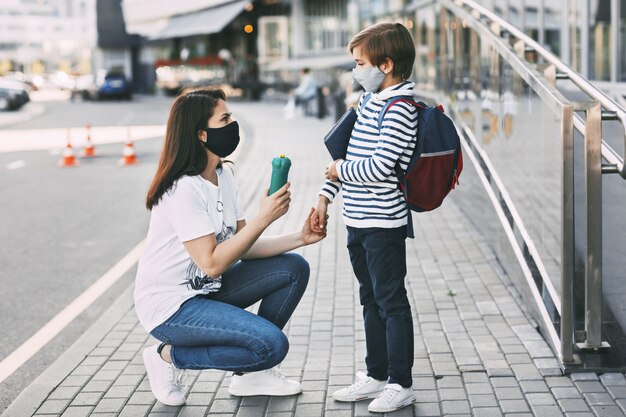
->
<box><xmin>228</xmin><ymin>368</ymin><xmax>302</xmax><ymax>396</ymax></box>
<box><xmin>367</xmin><ymin>383</ymin><xmax>416</xmax><ymax>413</ymax></box>
<box><xmin>142</xmin><ymin>344</ymin><xmax>186</xmax><ymax>406</ymax></box>
<box><xmin>332</xmin><ymin>371</ymin><xmax>387</xmax><ymax>402</ymax></box>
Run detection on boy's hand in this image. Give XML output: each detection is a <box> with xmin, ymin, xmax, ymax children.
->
<box><xmin>310</xmin><ymin>196</ymin><xmax>329</xmax><ymax>233</ymax></box>
<box><xmin>302</xmin><ymin>208</ymin><xmax>328</xmax><ymax>245</ymax></box>
<box><xmin>324</xmin><ymin>160</ymin><xmax>341</xmax><ymax>182</ymax></box>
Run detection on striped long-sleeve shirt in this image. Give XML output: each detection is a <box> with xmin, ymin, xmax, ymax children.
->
<box><xmin>320</xmin><ymin>81</ymin><xmax>418</xmax><ymax>228</ymax></box>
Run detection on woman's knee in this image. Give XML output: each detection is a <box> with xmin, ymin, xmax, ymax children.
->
<box><xmin>258</xmin><ymin>327</ymin><xmax>289</xmax><ymax>368</ymax></box>
<box><xmin>281</xmin><ymin>253</ymin><xmax>310</xmax><ymax>286</ymax></box>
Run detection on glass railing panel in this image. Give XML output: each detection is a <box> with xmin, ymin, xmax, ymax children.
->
<box><xmin>413</xmin><ymin>4</ymin><xmax>564</xmax><ymax>298</ymax></box>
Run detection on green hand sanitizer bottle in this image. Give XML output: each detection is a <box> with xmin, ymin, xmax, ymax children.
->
<box><xmin>269</xmin><ymin>154</ymin><xmax>291</xmax><ymax>195</ymax></box>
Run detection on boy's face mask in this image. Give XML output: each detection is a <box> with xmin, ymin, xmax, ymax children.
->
<box><xmin>353</xmin><ymin>65</ymin><xmax>385</xmax><ymax>92</ymax></box>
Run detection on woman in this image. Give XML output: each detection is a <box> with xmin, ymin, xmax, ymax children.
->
<box><xmin>134</xmin><ymin>88</ymin><xmax>325</xmax><ymax>406</ymax></box>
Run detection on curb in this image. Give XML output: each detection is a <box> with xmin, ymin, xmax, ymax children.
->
<box><xmin>1</xmin><ymin>284</ymin><xmax>135</xmax><ymax>417</ymax></box>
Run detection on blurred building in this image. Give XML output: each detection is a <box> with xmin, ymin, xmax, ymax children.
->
<box><xmin>0</xmin><ymin>0</ymin><xmax>97</xmax><ymax>76</ymax></box>
<box><xmin>112</xmin><ymin>0</ymin><xmax>624</xmax><ymax>95</ymax></box>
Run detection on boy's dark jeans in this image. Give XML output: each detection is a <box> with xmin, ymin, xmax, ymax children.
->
<box><xmin>347</xmin><ymin>225</ymin><xmax>414</xmax><ymax>388</ymax></box>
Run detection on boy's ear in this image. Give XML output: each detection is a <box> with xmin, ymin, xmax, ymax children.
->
<box><xmin>381</xmin><ymin>57</ymin><xmax>394</xmax><ymax>75</ymax></box>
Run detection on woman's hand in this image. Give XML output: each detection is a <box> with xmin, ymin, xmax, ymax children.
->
<box><xmin>302</xmin><ymin>207</ymin><xmax>327</xmax><ymax>245</ymax></box>
<box><xmin>310</xmin><ymin>196</ymin><xmax>329</xmax><ymax>234</ymax></box>
<box><xmin>258</xmin><ymin>182</ymin><xmax>291</xmax><ymax>227</ymax></box>
<box><xmin>324</xmin><ymin>160</ymin><xmax>341</xmax><ymax>182</ymax></box>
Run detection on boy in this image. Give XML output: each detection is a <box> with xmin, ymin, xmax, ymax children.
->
<box><xmin>311</xmin><ymin>22</ymin><xmax>418</xmax><ymax>413</ymax></box>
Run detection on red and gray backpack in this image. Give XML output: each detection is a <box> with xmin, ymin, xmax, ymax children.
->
<box><xmin>363</xmin><ymin>93</ymin><xmax>463</xmax><ymax>238</ymax></box>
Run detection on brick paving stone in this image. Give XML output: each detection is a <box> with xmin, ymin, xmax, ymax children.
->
<box><xmin>60</xmin><ymin>407</ymin><xmax>94</xmax><ymax>417</ymax></box>
<box><xmin>491</xmin><ymin>378</ymin><xmax>519</xmax><ymax>388</ymax></box>
<box><xmin>606</xmin><ymin>386</ymin><xmax>626</xmax><ymax>400</ymax></box>
<box><xmin>471</xmin><ymin>407</ymin><xmax>504</xmax><ymax>417</ymax></box>
<box><xmin>48</xmin><ymin>385</ymin><xmax>83</xmax><ymax>400</ymax></box>
<box><xmin>571</xmin><ymin>373</ymin><xmax>600</xmax><ymax>382</ymax></box>
<box><xmin>36</xmin><ymin>399</ymin><xmax>71</xmax><ymax>414</ymax></box>
<box><xmin>292</xmin><ymin>403</ymin><xmax>323</xmax><ymax>417</ymax></box>
<box><xmin>583</xmin><ymin>392</ymin><xmax>616</xmax><ymax>406</ymax></box>
<box><xmin>499</xmin><ymin>400</ymin><xmax>531</xmax><ymax>413</ymax></box>
<box><xmin>463</xmin><ymin>373</ymin><xmax>490</xmax><ymax>384</ymax></box>
<box><xmin>62</xmin><ymin>375</ymin><xmax>92</xmax><ymax>387</ymax></box>
<box><xmin>118</xmin><ymin>404</ymin><xmax>151</xmax><ymax>417</ymax></box>
<box><xmin>547</xmin><ymin>377</ymin><xmax>576</xmax><ymax>388</ymax></box>
<box><xmin>557</xmin><ymin>398</ymin><xmax>591</xmax><ymax>412</ymax></box>
<box><xmin>441</xmin><ymin>400</ymin><xmax>471</xmax><ymax>414</ymax></box>
<box><xmin>530</xmin><ymin>405</ymin><xmax>564</xmax><ymax>416</ymax></box>
<box><xmin>518</xmin><ymin>380</ymin><xmax>549</xmax><ymax>393</ymax></box>
<box><xmin>209</xmin><ymin>399</ymin><xmax>240</xmax><ymax>414</ymax></box>
<box><xmin>128</xmin><ymin>391</ymin><xmax>156</xmax><ymax>405</ymax></box>
<box><xmin>469</xmin><ymin>394</ymin><xmax>499</xmax><ymax>407</ymax></box>
<box><xmin>494</xmin><ymin>387</ymin><xmax>525</xmax><ymax>400</ymax></box>
<box><xmin>324</xmin><ymin>411</ymin><xmax>353</xmax><ymax>417</ymax></box>
<box><xmin>70</xmin><ymin>392</ymin><xmax>103</xmax><ymax>407</ymax></box>
<box><xmin>266</xmin><ymin>397</ymin><xmax>296</xmax><ymax>413</ymax></box>
<box><xmin>575</xmin><ymin>381</ymin><xmax>610</xmax><ymax>393</ymax></box>
<box><xmin>467</xmin><ymin>383</ymin><xmax>495</xmax><ymax>395</ymax></box>
<box><xmin>414</xmin><ymin>402</ymin><xmax>442</xmax><ymax>416</ymax></box>
<box><xmin>590</xmin><ymin>405</ymin><xmax>626</xmax><ymax>417</ymax></box>
<box><xmin>80</xmin><ymin>380</ymin><xmax>113</xmax><ymax>393</ymax></box>
<box><xmin>185</xmin><ymin>392</ymin><xmax>213</xmax><ymax>406</ymax></box>
<box><xmin>296</xmin><ymin>390</ymin><xmax>325</xmax><ymax>403</ymax></box>
<box><xmin>236</xmin><ymin>406</ymin><xmax>266</xmax><ymax>417</ymax></box>
<box><xmin>527</xmin><ymin>393</ymin><xmax>557</xmax><ymax>405</ymax></box>
<box><xmin>92</xmin><ymin>398</ymin><xmax>126</xmax><ymax>413</ymax></box>
<box><xmin>601</xmin><ymin>374</ymin><xmax>626</xmax><ymax>387</ymax></box>
<box><xmin>440</xmin><ymin>388</ymin><xmax>468</xmax><ymax>401</ymax></box>
<box><xmin>176</xmin><ymin>406</ymin><xmax>209</xmax><ymax>417</ymax></box>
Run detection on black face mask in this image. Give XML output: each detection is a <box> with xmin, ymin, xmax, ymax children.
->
<box><xmin>203</xmin><ymin>121</ymin><xmax>240</xmax><ymax>157</ymax></box>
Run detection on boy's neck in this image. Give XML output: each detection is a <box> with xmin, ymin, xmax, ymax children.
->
<box><xmin>378</xmin><ymin>76</ymin><xmax>406</xmax><ymax>92</ymax></box>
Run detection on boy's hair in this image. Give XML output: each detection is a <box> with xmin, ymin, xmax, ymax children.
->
<box><xmin>348</xmin><ymin>22</ymin><xmax>416</xmax><ymax>80</ymax></box>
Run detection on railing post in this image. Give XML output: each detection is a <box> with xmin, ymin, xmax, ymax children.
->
<box><xmin>561</xmin><ymin>103</ymin><xmax>574</xmax><ymax>363</ymax></box>
<box><xmin>583</xmin><ymin>102</ymin><xmax>604</xmax><ymax>349</ymax></box>
<box><xmin>571</xmin><ymin>101</ymin><xmax>609</xmax><ymax>351</ymax></box>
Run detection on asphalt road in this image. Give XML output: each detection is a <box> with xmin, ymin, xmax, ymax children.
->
<box><xmin>0</xmin><ymin>95</ymin><xmax>173</xmax><ymax>413</ymax></box>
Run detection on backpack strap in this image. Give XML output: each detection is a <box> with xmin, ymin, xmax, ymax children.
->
<box><xmin>380</xmin><ymin>96</ymin><xmax>421</xmax><ymax>239</ymax></box>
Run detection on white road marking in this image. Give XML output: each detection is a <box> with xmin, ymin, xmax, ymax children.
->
<box><xmin>0</xmin><ymin>240</ymin><xmax>145</xmax><ymax>384</ymax></box>
<box><xmin>6</xmin><ymin>160</ymin><xmax>25</xmax><ymax>170</ymax></box>
<box><xmin>0</xmin><ymin>125</ymin><xmax>165</xmax><ymax>154</ymax></box>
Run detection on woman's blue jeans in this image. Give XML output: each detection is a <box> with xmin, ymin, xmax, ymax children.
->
<box><xmin>150</xmin><ymin>253</ymin><xmax>310</xmax><ymax>371</ymax></box>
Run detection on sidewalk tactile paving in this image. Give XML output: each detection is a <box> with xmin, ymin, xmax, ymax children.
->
<box><xmin>6</xmin><ymin>103</ymin><xmax>626</xmax><ymax>417</ymax></box>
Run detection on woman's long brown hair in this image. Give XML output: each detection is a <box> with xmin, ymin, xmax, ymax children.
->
<box><xmin>146</xmin><ymin>88</ymin><xmax>226</xmax><ymax>210</ymax></box>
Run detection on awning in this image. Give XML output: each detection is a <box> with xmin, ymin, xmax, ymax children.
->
<box><xmin>151</xmin><ymin>0</ymin><xmax>250</xmax><ymax>40</ymax></box>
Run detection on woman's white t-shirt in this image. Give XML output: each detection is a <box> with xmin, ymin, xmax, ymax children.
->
<box><xmin>134</xmin><ymin>167</ymin><xmax>245</xmax><ymax>332</ymax></box>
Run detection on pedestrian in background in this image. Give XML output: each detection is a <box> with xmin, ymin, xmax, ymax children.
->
<box><xmin>135</xmin><ymin>88</ymin><xmax>327</xmax><ymax>406</ymax></box>
<box><xmin>311</xmin><ymin>22</ymin><xmax>418</xmax><ymax>413</ymax></box>
<box><xmin>284</xmin><ymin>67</ymin><xmax>318</xmax><ymax>118</ymax></box>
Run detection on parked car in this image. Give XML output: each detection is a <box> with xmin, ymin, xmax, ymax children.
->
<box><xmin>82</xmin><ymin>71</ymin><xmax>132</xmax><ymax>100</ymax></box>
<box><xmin>0</xmin><ymin>79</ymin><xmax>30</xmax><ymax>111</ymax></box>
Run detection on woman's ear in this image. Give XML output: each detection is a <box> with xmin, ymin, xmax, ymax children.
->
<box><xmin>197</xmin><ymin>129</ymin><xmax>206</xmax><ymax>143</ymax></box>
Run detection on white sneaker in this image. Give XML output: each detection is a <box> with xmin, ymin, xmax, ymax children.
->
<box><xmin>367</xmin><ymin>383</ymin><xmax>416</xmax><ymax>413</ymax></box>
<box><xmin>142</xmin><ymin>344</ymin><xmax>186</xmax><ymax>406</ymax></box>
<box><xmin>332</xmin><ymin>371</ymin><xmax>387</xmax><ymax>402</ymax></box>
<box><xmin>228</xmin><ymin>368</ymin><xmax>302</xmax><ymax>396</ymax></box>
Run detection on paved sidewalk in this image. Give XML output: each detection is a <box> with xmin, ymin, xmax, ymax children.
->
<box><xmin>5</xmin><ymin>102</ymin><xmax>626</xmax><ymax>417</ymax></box>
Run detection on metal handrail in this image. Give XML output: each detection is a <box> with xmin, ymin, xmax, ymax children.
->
<box><xmin>457</xmin><ymin>0</ymin><xmax>626</xmax><ymax>179</ymax></box>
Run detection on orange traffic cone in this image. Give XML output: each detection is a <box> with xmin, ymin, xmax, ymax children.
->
<box><xmin>118</xmin><ymin>128</ymin><xmax>138</xmax><ymax>166</ymax></box>
<box><xmin>58</xmin><ymin>129</ymin><xmax>79</xmax><ymax>167</ymax></box>
<box><xmin>82</xmin><ymin>123</ymin><xmax>96</xmax><ymax>157</ymax></box>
